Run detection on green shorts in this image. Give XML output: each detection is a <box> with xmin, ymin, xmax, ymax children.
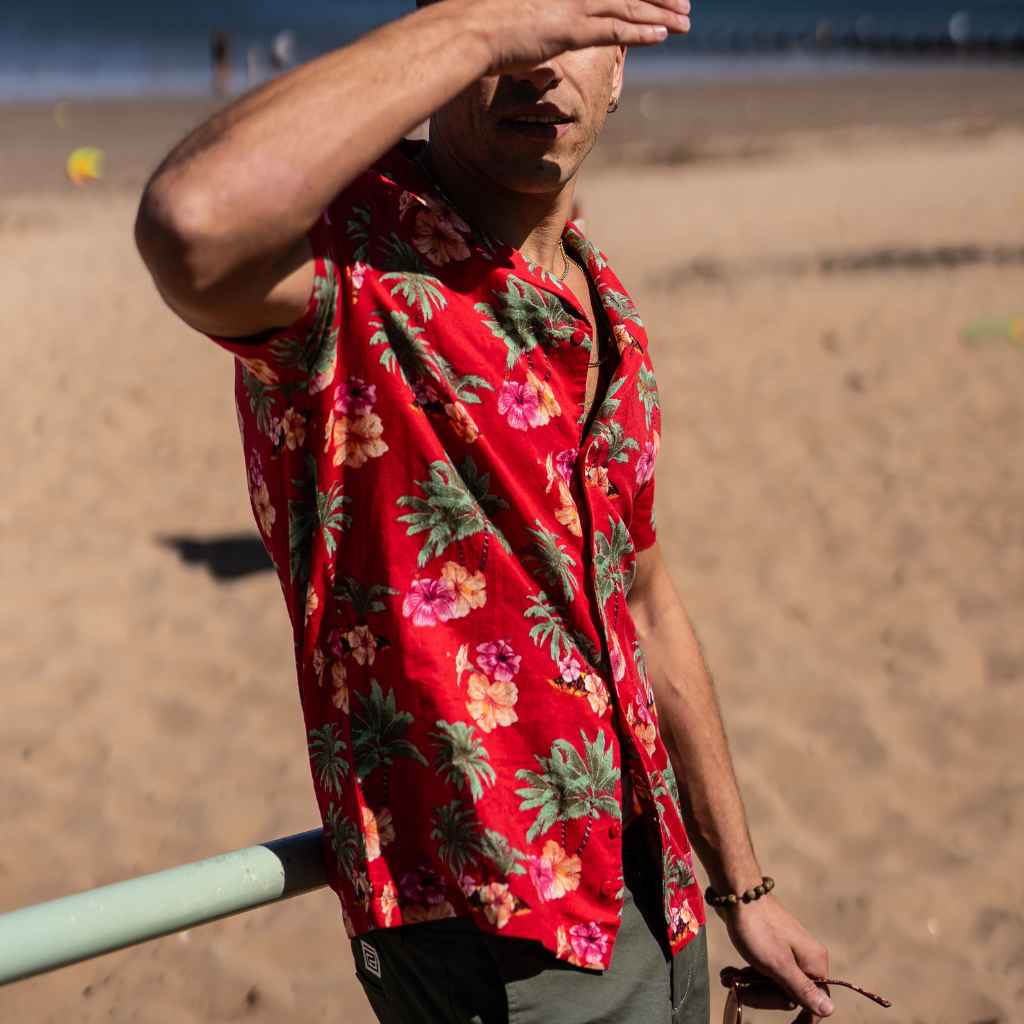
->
<box><xmin>350</xmin><ymin>820</ymin><xmax>710</xmax><ymax>1024</ymax></box>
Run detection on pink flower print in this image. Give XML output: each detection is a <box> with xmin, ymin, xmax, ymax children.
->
<box><xmin>498</xmin><ymin>380</ymin><xmax>543</xmax><ymax>431</ymax></box>
<box><xmin>413</xmin><ymin>205</ymin><xmax>472</xmax><ymax>266</ymax></box>
<box><xmin>334</xmin><ymin>376</ymin><xmax>376</xmax><ymax>417</ymax></box>
<box><xmin>557</xmin><ymin>652</ymin><xmax>583</xmax><ymax>684</ymax></box>
<box><xmin>400</xmin><ymin>865</ymin><xmax>447</xmax><ymax>905</ymax></box>
<box><xmin>351</xmin><ymin>261</ymin><xmax>367</xmax><ymax>291</ymax></box>
<box><xmin>476</xmin><ymin>639</ymin><xmax>521</xmax><ymax>682</ymax></box>
<box><xmin>397</xmin><ymin>190</ymin><xmax>424</xmax><ymax>220</ymax></box>
<box><xmin>403</xmin><ymin>576</ymin><xmax>458</xmax><ymax>626</ymax></box>
<box><xmin>411</xmin><ymin>378</ymin><xmax>442</xmax><ymax>407</ymax></box>
<box><xmin>609</xmin><ymin>631</ymin><xmax>626</xmax><ymax>683</ymax></box>
<box><xmin>635</xmin><ymin>441</ymin><xmax>656</xmax><ymax>487</ymax></box>
<box><xmin>670</xmin><ymin>900</ymin><xmax>700</xmax><ymax>937</ymax></box>
<box><xmin>569</xmin><ymin>922</ymin><xmax>609</xmax><ymax>966</ymax></box>
<box><xmin>555</xmin><ymin>448</ymin><xmax>578</xmax><ymax>483</ymax></box>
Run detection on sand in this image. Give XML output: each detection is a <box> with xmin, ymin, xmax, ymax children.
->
<box><xmin>2</xmin><ymin>66</ymin><xmax>1023</xmax><ymax>1023</ymax></box>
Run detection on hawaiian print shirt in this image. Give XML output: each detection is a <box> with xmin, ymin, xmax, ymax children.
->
<box><xmin>206</xmin><ymin>137</ymin><xmax>705</xmax><ymax>970</ymax></box>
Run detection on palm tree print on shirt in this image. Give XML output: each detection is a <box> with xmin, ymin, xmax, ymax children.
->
<box><xmin>309</xmin><ymin>723</ymin><xmax>349</xmax><ymax>796</ymax></box>
<box><xmin>430</xmin><ymin>719</ymin><xmax>496</xmax><ymax>801</ymax></box>
<box><xmin>475</xmin><ymin>274</ymin><xmax>578</xmax><ymax>372</ymax></box>
<box><xmin>378</xmin><ymin>233</ymin><xmax>448</xmax><ymax>322</ymax></box>
<box><xmin>515</xmin><ymin>728</ymin><xmax>621</xmax><ymax>854</ymax></box>
<box><xmin>637</xmin><ymin>364</ymin><xmax>660</xmax><ymax>431</ymax></box>
<box><xmin>593</xmin><ymin>514</ymin><xmax>636</xmax><ymax>607</ymax></box>
<box><xmin>396</xmin><ymin>455</ymin><xmax>512</xmax><ymax>569</ymax></box>
<box><xmin>526</xmin><ymin>519</ymin><xmax>579</xmax><ymax>606</ymax></box>
<box><xmin>351</xmin><ymin>678</ymin><xmax>428</xmax><ymax>805</ymax></box>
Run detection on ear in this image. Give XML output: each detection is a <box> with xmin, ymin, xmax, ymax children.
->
<box><xmin>610</xmin><ymin>45</ymin><xmax>627</xmax><ymax>109</ymax></box>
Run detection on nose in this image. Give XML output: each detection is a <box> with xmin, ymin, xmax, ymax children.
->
<box><xmin>503</xmin><ymin>59</ymin><xmax>563</xmax><ymax>94</ymax></box>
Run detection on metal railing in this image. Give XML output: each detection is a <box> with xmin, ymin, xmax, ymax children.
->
<box><xmin>0</xmin><ymin>829</ymin><xmax>328</xmax><ymax>986</ymax></box>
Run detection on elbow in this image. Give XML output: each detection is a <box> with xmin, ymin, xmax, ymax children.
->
<box><xmin>134</xmin><ymin>180</ymin><xmax>228</xmax><ymax>300</ymax></box>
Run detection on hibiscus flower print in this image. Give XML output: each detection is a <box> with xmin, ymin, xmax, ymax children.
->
<box><xmin>339</xmin><ymin>666</ymin><xmax>362</xmax><ymax>709</ymax></box>
<box><xmin>239</xmin><ymin>356</ymin><xmax>278</xmax><ymax>386</ymax></box>
<box><xmin>555</xmin><ymin>480</ymin><xmax>582</xmax><ymax>537</ymax></box>
<box><xmin>334</xmin><ymin>375</ymin><xmax>376</xmax><ymax>417</ymax></box>
<box><xmin>635</xmin><ymin>433</ymin><xmax>659</xmax><ymax>487</ymax></box>
<box><xmin>555</xmin><ymin>447</ymin><xmax>578</xmax><ymax>483</ymax></box>
<box><xmin>569</xmin><ymin>922</ymin><xmax>609</xmax><ymax>967</ymax></box>
<box><xmin>444</xmin><ymin>400</ymin><xmax>480</xmax><ymax>443</ymax></box>
<box><xmin>583</xmin><ymin>672</ymin><xmax>610</xmax><ymax>717</ymax></box>
<box><xmin>608</xmin><ymin>630</ymin><xmax>626</xmax><ymax>683</ymax></box>
<box><xmin>454</xmin><ymin>642</ymin><xmax>471</xmax><ymax>686</ymax></box>
<box><xmin>403</xmin><ymin>576</ymin><xmax>458</xmax><ymax>626</ymax></box>
<box><xmin>525</xmin><ymin>369</ymin><xmax>561</xmax><ymax>424</ymax></box>
<box><xmin>477</xmin><ymin>881</ymin><xmax>516</xmax><ymax>929</ymax></box>
<box><xmin>466</xmin><ymin>672</ymin><xmax>519</xmax><ymax>732</ymax></box>
<box><xmin>346</xmin><ymin>624</ymin><xmax>377</xmax><ymax>665</ymax></box>
<box><xmin>379</xmin><ymin>881</ymin><xmax>398</xmax><ymax>926</ymax></box>
<box><xmin>527</xmin><ymin>840</ymin><xmax>582</xmax><ymax>902</ymax></box>
<box><xmin>413</xmin><ymin>199</ymin><xmax>472</xmax><ymax>266</ymax></box>
<box><xmin>251</xmin><ymin>479</ymin><xmax>276</xmax><ymax>537</ymax></box>
<box><xmin>475</xmin><ymin>639</ymin><xmax>520</xmax><ymax>682</ymax></box>
<box><xmin>670</xmin><ymin>899</ymin><xmax>700</xmax><ymax>939</ymax></box>
<box><xmin>626</xmin><ymin>697</ymin><xmax>658</xmax><ymax>757</ymax></box>
<box><xmin>280</xmin><ymin>408</ymin><xmax>307</xmax><ymax>451</ymax></box>
<box><xmin>497</xmin><ymin>380</ymin><xmax>544</xmax><ymax>431</ymax></box>
<box><xmin>441</xmin><ymin>562</ymin><xmax>487</xmax><ymax>619</ymax></box>
<box><xmin>332</xmin><ymin>412</ymin><xmax>389</xmax><ymax>468</ymax></box>
<box><xmin>362</xmin><ymin>805</ymin><xmax>396</xmax><ymax>860</ymax></box>
<box><xmin>304</xmin><ymin>587</ymin><xmax>319</xmax><ymax>624</ymax></box>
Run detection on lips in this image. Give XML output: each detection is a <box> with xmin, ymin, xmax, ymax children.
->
<box><xmin>498</xmin><ymin>105</ymin><xmax>575</xmax><ymax>142</ymax></box>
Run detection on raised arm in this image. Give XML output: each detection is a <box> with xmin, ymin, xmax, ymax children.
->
<box><xmin>628</xmin><ymin>542</ymin><xmax>836</xmax><ymax>1022</ymax></box>
<box><xmin>133</xmin><ymin>0</ymin><xmax>691</xmax><ymax>339</ymax></box>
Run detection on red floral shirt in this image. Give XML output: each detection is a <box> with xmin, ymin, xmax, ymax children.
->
<box><xmin>206</xmin><ymin>138</ymin><xmax>705</xmax><ymax>970</ymax></box>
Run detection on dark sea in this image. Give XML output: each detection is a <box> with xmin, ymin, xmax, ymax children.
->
<box><xmin>4</xmin><ymin>0</ymin><xmax>1024</xmax><ymax>99</ymax></box>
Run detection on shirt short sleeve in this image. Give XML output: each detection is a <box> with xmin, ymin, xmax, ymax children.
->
<box><xmin>203</xmin><ymin>211</ymin><xmax>343</xmax><ymax>401</ymax></box>
<box><xmin>631</xmin><ymin>473</ymin><xmax>657</xmax><ymax>553</ymax></box>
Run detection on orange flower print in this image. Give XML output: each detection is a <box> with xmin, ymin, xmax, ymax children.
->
<box><xmin>252</xmin><ymin>479</ymin><xmax>276</xmax><ymax>537</ymax></box>
<box><xmin>444</xmin><ymin>400</ymin><xmax>480</xmax><ymax>443</ymax></box>
<box><xmin>525</xmin><ymin>369</ymin><xmax>561</xmax><ymax>424</ymax></box>
<box><xmin>466</xmin><ymin>672</ymin><xmax>519</xmax><ymax>733</ymax></box>
<box><xmin>613</xmin><ymin>323</ymin><xmax>638</xmax><ymax>356</ymax></box>
<box><xmin>239</xmin><ymin>356</ymin><xmax>278</xmax><ymax>386</ymax></box>
<box><xmin>670</xmin><ymin>899</ymin><xmax>700</xmax><ymax>940</ymax></box>
<box><xmin>583</xmin><ymin>672</ymin><xmax>610</xmax><ymax>717</ymax></box>
<box><xmin>527</xmin><ymin>840</ymin><xmax>582</xmax><ymax>902</ymax></box>
<box><xmin>440</xmin><ymin>561</ymin><xmax>487</xmax><ymax>618</ymax></box>
<box><xmin>455</xmin><ymin>642</ymin><xmax>471</xmax><ymax>687</ymax></box>
<box><xmin>281</xmin><ymin>408</ymin><xmax>307</xmax><ymax>450</ymax></box>
<box><xmin>362</xmin><ymin>804</ymin><xmax>396</xmax><ymax>860</ymax></box>
<box><xmin>346</xmin><ymin>624</ymin><xmax>377</xmax><ymax>665</ymax></box>
<box><xmin>331</xmin><ymin>661</ymin><xmax>349</xmax><ymax>713</ymax></box>
<box><xmin>626</xmin><ymin>698</ymin><xmax>658</xmax><ymax>757</ymax></box>
<box><xmin>478</xmin><ymin>881</ymin><xmax>516</xmax><ymax>929</ymax></box>
<box><xmin>312</xmin><ymin>646</ymin><xmax>326</xmax><ymax>684</ymax></box>
<box><xmin>585</xmin><ymin>463</ymin><xmax>611</xmax><ymax>494</ymax></box>
<box><xmin>379</xmin><ymin>881</ymin><xmax>398</xmax><ymax>926</ymax></box>
<box><xmin>305</xmin><ymin>587</ymin><xmax>319</xmax><ymax>624</ymax></box>
<box><xmin>413</xmin><ymin>201</ymin><xmax>472</xmax><ymax>266</ymax></box>
<box><xmin>555</xmin><ymin>481</ymin><xmax>582</xmax><ymax>537</ymax></box>
<box><xmin>332</xmin><ymin>412</ymin><xmax>389</xmax><ymax>468</ymax></box>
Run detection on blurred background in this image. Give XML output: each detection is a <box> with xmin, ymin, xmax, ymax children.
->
<box><xmin>2</xmin><ymin>1</ymin><xmax>1023</xmax><ymax>1021</ymax></box>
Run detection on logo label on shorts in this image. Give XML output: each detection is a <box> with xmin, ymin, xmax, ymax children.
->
<box><xmin>360</xmin><ymin>939</ymin><xmax>382</xmax><ymax>979</ymax></box>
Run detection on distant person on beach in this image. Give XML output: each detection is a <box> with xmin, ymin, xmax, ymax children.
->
<box><xmin>210</xmin><ymin>30</ymin><xmax>231</xmax><ymax>97</ymax></box>
<box><xmin>136</xmin><ymin>2</ymin><xmax>835</xmax><ymax>1021</ymax></box>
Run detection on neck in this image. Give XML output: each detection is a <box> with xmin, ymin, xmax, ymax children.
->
<box><xmin>423</xmin><ymin>138</ymin><xmax>576</xmax><ymax>273</ymax></box>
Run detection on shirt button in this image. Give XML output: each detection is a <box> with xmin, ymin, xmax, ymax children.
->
<box><xmin>609</xmin><ymin>822</ymin><xmax>622</xmax><ymax>839</ymax></box>
<box><xmin>600</xmin><ymin>879</ymin><xmax>619</xmax><ymax>898</ymax></box>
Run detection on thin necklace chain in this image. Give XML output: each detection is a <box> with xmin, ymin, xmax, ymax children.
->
<box><xmin>415</xmin><ymin>145</ymin><xmax>611</xmax><ymax>368</ymax></box>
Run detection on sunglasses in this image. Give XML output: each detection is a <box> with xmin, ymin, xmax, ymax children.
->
<box><xmin>721</xmin><ymin>965</ymin><xmax>892</xmax><ymax>1024</ymax></box>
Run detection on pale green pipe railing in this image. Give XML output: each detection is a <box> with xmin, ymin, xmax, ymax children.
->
<box><xmin>0</xmin><ymin>828</ymin><xmax>327</xmax><ymax>986</ymax></box>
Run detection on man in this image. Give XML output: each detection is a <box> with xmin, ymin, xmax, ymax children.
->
<box><xmin>135</xmin><ymin>1</ymin><xmax>834</xmax><ymax>1021</ymax></box>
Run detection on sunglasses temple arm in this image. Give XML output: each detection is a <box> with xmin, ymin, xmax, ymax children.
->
<box><xmin>814</xmin><ymin>978</ymin><xmax>893</xmax><ymax>1008</ymax></box>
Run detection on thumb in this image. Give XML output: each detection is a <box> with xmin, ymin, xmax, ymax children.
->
<box><xmin>772</xmin><ymin>958</ymin><xmax>834</xmax><ymax>1018</ymax></box>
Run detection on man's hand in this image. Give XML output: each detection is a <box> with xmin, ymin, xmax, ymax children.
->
<box><xmin>465</xmin><ymin>0</ymin><xmax>692</xmax><ymax>76</ymax></box>
<box><xmin>717</xmin><ymin>897</ymin><xmax>835</xmax><ymax>1023</ymax></box>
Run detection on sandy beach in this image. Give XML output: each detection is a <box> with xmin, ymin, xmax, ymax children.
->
<box><xmin>2</xmin><ymin>65</ymin><xmax>1023</xmax><ymax>1022</ymax></box>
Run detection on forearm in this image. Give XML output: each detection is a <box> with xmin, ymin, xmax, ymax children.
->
<box><xmin>630</xmin><ymin>573</ymin><xmax>763</xmax><ymax>895</ymax></box>
<box><xmin>138</xmin><ymin>3</ymin><xmax>492</xmax><ymax>288</ymax></box>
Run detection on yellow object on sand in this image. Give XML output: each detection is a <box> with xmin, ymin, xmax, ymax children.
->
<box><xmin>66</xmin><ymin>146</ymin><xmax>104</xmax><ymax>186</ymax></box>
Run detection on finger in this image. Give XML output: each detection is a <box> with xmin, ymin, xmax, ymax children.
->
<box><xmin>772</xmin><ymin>959</ymin><xmax>834</xmax><ymax>1018</ymax></box>
<box><xmin>586</xmin><ymin>19</ymin><xmax>670</xmax><ymax>46</ymax></box>
<box><xmin>735</xmin><ymin>984</ymin><xmax>799</xmax><ymax>1011</ymax></box>
<box><xmin>793</xmin><ymin>938</ymin><xmax>830</xmax><ymax>982</ymax></box>
<box><xmin>587</xmin><ymin>0</ymin><xmax>692</xmax><ymax>32</ymax></box>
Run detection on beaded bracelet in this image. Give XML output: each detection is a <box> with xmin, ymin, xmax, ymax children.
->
<box><xmin>705</xmin><ymin>875</ymin><xmax>775</xmax><ymax>908</ymax></box>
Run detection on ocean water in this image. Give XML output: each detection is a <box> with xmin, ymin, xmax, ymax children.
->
<box><xmin>4</xmin><ymin>0</ymin><xmax>1023</xmax><ymax>99</ymax></box>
